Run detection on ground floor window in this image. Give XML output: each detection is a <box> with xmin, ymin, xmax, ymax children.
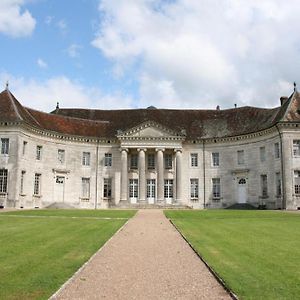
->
<box><xmin>147</xmin><ymin>179</ymin><xmax>156</xmax><ymax>198</ymax></box>
<box><xmin>81</xmin><ymin>177</ymin><xmax>90</xmax><ymax>199</ymax></box>
<box><xmin>34</xmin><ymin>173</ymin><xmax>41</xmax><ymax>196</ymax></box>
<box><xmin>129</xmin><ymin>179</ymin><xmax>138</xmax><ymax>198</ymax></box>
<box><xmin>190</xmin><ymin>178</ymin><xmax>199</xmax><ymax>199</ymax></box>
<box><xmin>276</xmin><ymin>172</ymin><xmax>282</xmax><ymax>197</ymax></box>
<box><xmin>164</xmin><ymin>179</ymin><xmax>173</xmax><ymax>198</ymax></box>
<box><xmin>212</xmin><ymin>178</ymin><xmax>220</xmax><ymax>198</ymax></box>
<box><xmin>261</xmin><ymin>175</ymin><xmax>268</xmax><ymax>197</ymax></box>
<box><xmin>103</xmin><ymin>178</ymin><xmax>112</xmax><ymax>198</ymax></box>
<box><xmin>20</xmin><ymin>170</ymin><xmax>26</xmax><ymax>194</ymax></box>
<box><xmin>294</xmin><ymin>171</ymin><xmax>300</xmax><ymax>195</ymax></box>
<box><xmin>0</xmin><ymin>169</ymin><xmax>8</xmax><ymax>193</ymax></box>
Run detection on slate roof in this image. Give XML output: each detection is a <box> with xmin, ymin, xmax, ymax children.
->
<box><xmin>0</xmin><ymin>88</ymin><xmax>299</xmax><ymax>139</ymax></box>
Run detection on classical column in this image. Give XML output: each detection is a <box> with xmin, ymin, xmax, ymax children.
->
<box><xmin>175</xmin><ymin>149</ymin><xmax>182</xmax><ymax>203</ymax></box>
<box><xmin>156</xmin><ymin>148</ymin><xmax>164</xmax><ymax>202</ymax></box>
<box><xmin>138</xmin><ymin>148</ymin><xmax>146</xmax><ymax>202</ymax></box>
<box><xmin>120</xmin><ymin>148</ymin><xmax>128</xmax><ymax>201</ymax></box>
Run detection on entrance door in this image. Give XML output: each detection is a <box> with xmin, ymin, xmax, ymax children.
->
<box><xmin>147</xmin><ymin>179</ymin><xmax>156</xmax><ymax>204</ymax></box>
<box><xmin>129</xmin><ymin>179</ymin><xmax>138</xmax><ymax>204</ymax></box>
<box><xmin>164</xmin><ymin>179</ymin><xmax>173</xmax><ymax>204</ymax></box>
<box><xmin>238</xmin><ymin>178</ymin><xmax>247</xmax><ymax>203</ymax></box>
<box><xmin>55</xmin><ymin>176</ymin><xmax>65</xmax><ymax>202</ymax></box>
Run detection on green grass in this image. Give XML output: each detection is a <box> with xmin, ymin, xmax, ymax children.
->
<box><xmin>165</xmin><ymin>210</ymin><xmax>300</xmax><ymax>300</ymax></box>
<box><xmin>0</xmin><ymin>209</ymin><xmax>136</xmax><ymax>300</ymax></box>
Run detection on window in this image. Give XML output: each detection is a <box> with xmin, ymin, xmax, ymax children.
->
<box><xmin>260</xmin><ymin>146</ymin><xmax>266</xmax><ymax>162</ymax></box>
<box><xmin>81</xmin><ymin>178</ymin><xmax>90</xmax><ymax>198</ymax></box>
<box><xmin>212</xmin><ymin>152</ymin><xmax>219</xmax><ymax>166</ymax></box>
<box><xmin>103</xmin><ymin>178</ymin><xmax>112</xmax><ymax>198</ymax></box>
<box><xmin>276</xmin><ymin>172</ymin><xmax>282</xmax><ymax>197</ymax></box>
<box><xmin>82</xmin><ymin>152</ymin><xmax>90</xmax><ymax>166</ymax></box>
<box><xmin>20</xmin><ymin>170</ymin><xmax>26</xmax><ymax>194</ymax></box>
<box><xmin>147</xmin><ymin>179</ymin><xmax>156</xmax><ymax>198</ymax></box>
<box><xmin>190</xmin><ymin>178</ymin><xmax>199</xmax><ymax>199</ymax></box>
<box><xmin>261</xmin><ymin>175</ymin><xmax>268</xmax><ymax>197</ymax></box>
<box><xmin>36</xmin><ymin>145</ymin><xmax>42</xmax><ymax>160</ymax></box>
<box><xmin>104</xmin><ymin>153</ymin><xmax>112</xmax><ymax>167</ymax></box>
<box><xmin>212</xmin><ymin>178</ymin><xmax>220</xmax><ymax>198</ymax></box>
<box><xmin>130</xmin><ymin>154</ymin><xmax>138</xmax><ymax>169</ymax></box>
<box><xmin>129</xmin><ymin>179</ymin><xmax>138</xmax><ymax>198</ymax></box>
<box><xmin>237</xmin><ymin>150</ymin><xmax>244</xmax><ymax>165</ymax></box>
<box><xmin>58</xmin><ymin>149</ymin><xmax>65</xmax><ymax>164</ymax></box>
<box><xmin>274</xmin><ymin>142</ymin><xmax>280</xmax><ymax>158</ymax></box>
<box><xmin>165</xmin><ymin>154</ymin><xmax>172</xmax><ymax>169</ymax></box>
<box><xmin>293</xmin><ymin>140</ymin><xmax>300</xmax><ymax>156</ymax></box>
<box><xmin>22</xmin><ymin>141</ymin><xmax>27</xmax><ymax>156</ymax></box>
<box><xmin>147</xmin><ymin>154</ymin><xmax>155</xmax><ymax>169</ymax></box>
<box><xmin>34</xmin><ymin>173</ymin><xmax>41</xmax><ymax>196</ymax></box>
<box><xmin>294</xmin><ymin>171</ymin><xmax>300</xmax><ymax>195</ymax></box>
<box><xmin>1</xmin><ymin>138</ymin><xmax>9</xmax><ymax>154</ymax></box>
<box><xmin>191</xmin><ymin>153</ymin><xmax>198</xmax><ymax>167</ymax></box>
<box><xmin>0</xmin><ymin>169</ymin><xmax>8</xmax><ymax>193</ymax></box>
<box><xmin>164</xmin><ymin>179</ymin><xmax>173</xmax><ymax>198</ymax></box>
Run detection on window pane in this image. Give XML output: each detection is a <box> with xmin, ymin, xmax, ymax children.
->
<box><xmin>0</xmin><ymin>169</ymin><xmax>8</xmax><ymax>193</ymax></box>
<box><xmin>1</xmin><ymin>138</ymin><xmax>9</xmax><ymax>155</ymax></box>
<box><xmin>212</xmin><ymin>152</ymin><xmax>219</xmax><ymax>166</ymax></box>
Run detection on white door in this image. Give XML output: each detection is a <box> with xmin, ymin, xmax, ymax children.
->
<box><xmin>238</xmin><ymin>178</ymin><xmax>247</xmax><ymax>203</ymax></box>
<box><xmin>165</xmin><ymin>179</ymin><xmax>173</xmax><ymax>204</ymax></box>
<box><xmin>147</xmin><ymin>179</ymin><xmax>156</xmax><ymax>204</ymax></box>
<box><xmin>55</xmin><ymin>176</ymin><xmax>65</xmax><ymax>202</ymax></box>
<box><xmin>129</xmin><ymin>179</ymin><xmax>138</xmax><ymax>204</ymax></box>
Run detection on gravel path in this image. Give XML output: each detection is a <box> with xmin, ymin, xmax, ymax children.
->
<box><xmin>53</xmin><ymin>209</ymin><xmax>231</xmax><ymax>300</ymax></box>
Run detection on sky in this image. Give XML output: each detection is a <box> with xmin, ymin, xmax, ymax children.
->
<box><xmin>0</xmin><ymin>0</ymin><xmax>300</xmax><ymax>112</ymax></box>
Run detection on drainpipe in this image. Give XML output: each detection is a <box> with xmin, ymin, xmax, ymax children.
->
<box><xmin>275</xmin><ymin>124</ymin><xmax>285</xmax><ymax>209</ymax></box>
<box><xmin>202</xmin><ymin>139</ymin><xmax>206</xmax><ymax>208</ymax></box>
<box><xmin>95</xmin><ymin>140</ymin><xmax>99</xmax><ymax>209</ymax></box>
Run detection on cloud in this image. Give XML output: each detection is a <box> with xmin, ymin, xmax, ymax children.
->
<box><xmin>92</xmin><ymin>0</ymin><xmax>299</xmax><ymax>108</ymax></box>
<box><xmin>37</xmin><ymin>58</ymin><xmax>48</xmax><ymax>69</ymax></box>
<box><xmin>0</xmin><ymin>0</ymin><xmax>36</xmax><ymax>37</ymax></box>
<box><xmin>57</xmin><ymin>19</ymin><xmax>67</xmax><ymax>34</ymax></box>
<box><xmin>0</xmin><ymin>73</ymin><xmax>134</xmax><ymax>111</ymax></box>
<box><xmin>66</xmin><ymin>44</ymin><xmax>82</xmax><ymax>58</ymax></box>
<box><xmin>45</xmin><ymin>16</ymin><xmax>54</xmax><ymax>25</ymax></box>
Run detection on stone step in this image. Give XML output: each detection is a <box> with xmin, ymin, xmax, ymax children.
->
<box><xmin>226</xmin><ymin>203</ymin><xmax>257</xmax><ymax>210</ymax></box>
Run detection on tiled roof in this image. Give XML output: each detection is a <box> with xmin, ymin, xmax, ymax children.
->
<box><xmin>0</xmin><ymin>89</ymin><xmax>298</xmax><ymax>139</ymax></box>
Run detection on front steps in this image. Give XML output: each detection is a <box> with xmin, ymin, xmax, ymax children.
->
<box><xmin>226</xmin><ymin>203</ymin><xmax>257</xmax><ymax>210</ymax></box>
<box><xmin>114</xmin><ymin>202</ymin><xmax>192</xmax><ymax>209</ymax></box>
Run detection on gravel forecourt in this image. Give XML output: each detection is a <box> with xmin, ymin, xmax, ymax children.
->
<box><xmin>52</xmin><ymin>209</ymin><xmax>231</xmax><ymax>300</ymax></box>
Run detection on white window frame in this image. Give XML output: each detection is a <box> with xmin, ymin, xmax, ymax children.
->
<box><xmin>212</xmin><ymin>178</ymin><xmax>220</xmax><ymax>199</ymax></box>
<box><xmin>190</xmin><ymin>153</ymin><xmax>198</xmax><ymax>167</ymax></box>
<box><xmin>82</xmin><ymin>152</ymin><xmax>90</xmax><ymax>166</ymax></box>
<box><xmin>103</xmin><ymin>178</ymin><xmax>112</xmax><ymax>198</ymax></box>
<box><xmin>129</xmin><ymin>179</ymin><xmax>138</xmax><ymax>198</ymax></box>
<box><xmin>260</xmin><ymin>146</ymin><xmax>266</xmax><ymax>162</ymax></box>
<box><xmin>147</xmin><ymin>179</ymin><xmax>156</xmax><ymax>198</ymax></box>
<box><xmin>104</xmin><ymin>153</ymin><xmax>112</xmax><ymax>167</ymax></box>
<box><xmin>294</xmin><ymin>170</ymin><xmax>300</xmax><ymax>195</ymax></box>
<box><xmin>36</xmin><ymin>145</ymin><xmax>42</xmax><ymax>160</ymax></box>
<box><xmin>1</xmin><ymin>138</ymin><xmax>9</xmax><ymax>155</ymax></box>
<box><xmin>81</xmin><ymin>177</ymin><xmax>90</xmax><ymax>199</ymax></box>
<box><xmin>293</xmin><ymin>140</ymin><xmax>300</xmax><ymax>157</ymax></box>
<box><xmin>274</xmin><ymin>142</ymin><xmax>280</xmax><ymax>159</ymax></box>
<box><xmin>34</xmin><ymin>173</ymin><xmax>41</xmax><ymax>196</ymax></box>
<box><xmin>164</xmin><ymin>154</ymin><xmax>172</xmax><ymax>169</ymax></box>
<box><xmin>190</xmin><ymin>178</ymin><xmax>199</xmax><ymax>199</ymax></box>
<box><xmin>212</xmin><ymin>152</ymin><xmax>219</xmax><ymax>167</ymax></box>
<box><xmin>0</xmin><ymin>169</ymin><xmax>8</xmax><ymax>193</ymax></box>
<box><xmin>237</xmin><ymin>150</ymin><xmax>244</xmax><ymax>165</ymax></box>
<box><xmin>164</xmin><ymin>179</ymin><xmax>173</xmax><ymax>198</ymax></box>
<box><xmin>58</xmin><ymin>149</ymin><xmax>65</xmax><ymax>164</ymax></box>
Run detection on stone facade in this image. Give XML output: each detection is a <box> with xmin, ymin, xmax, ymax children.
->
<box><xmin>1</xmin><ymin>88</ymin><xmax>300</xmax><ymax>209</ymax></box>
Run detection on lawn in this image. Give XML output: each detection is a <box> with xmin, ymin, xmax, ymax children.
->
<box><xmin>165</xmin><ymin>210</ymin><xmax>300</xmax><ymax>300</ymax></box>
<box><xmin>0</xmin><ymin>209</ymin><xmax>136</xmax><ymax>300</ymax></box>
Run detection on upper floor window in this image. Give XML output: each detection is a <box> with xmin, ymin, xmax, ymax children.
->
<box><xmin>212</xmin><ymin>152</ymin><xmax>219</xmax><ymax>167</ymax></box>
<box><xmin>36</xmin><ymin>146</ymin><xmax>42</xmax><ymax>160</ymax></box>
<box><xmin>82</xmin><ymin>152</ymin><xmax>90</xmax><ymax>166</ymax></box>
<box><xmin>190</xmin><ymin>178</ymin><xmax>199</xmax><ymax>199</ymax></box>
<box><xmin>260</xmin><ymin>146</ymin><xmax>266</xmax><ymax>162</ymax></box>
<box><xmin>294</xmin><ymin>171</ymin><xmax>300</xmax><ymax>195</ymax></box>
<box><xmin>190</xmin><ymin>153</ymin><xmax>198</xmax><ymax>167</ymax></box>
<box><xmin>293</xmin><ymin>140</ymin><xmax>300</xmax><ymax>157</ymax></box>
<box><xmin>81</xmin><ymin>177</ymin><xmax>90</xmax><ymax>199</ymax></box>
<box><xmin>1</xmin><ymin>138</ymin><xmax>9</xmax><ymax>154</ymax></box>
<box><xmin>130</xmin><ymin>154</ymin><xmax>138</xmax><ymax>169</ymax></box>
<box><xmin>261</xmin><ymin>174</ymin><xmax>268</xmax><ymax>197</ymax></box>
<box><xmin>104</xmin><ymin>153</ymin><xmax>112</xmax><ymax>167</ymax></box>
<box><xmin>165</xmin><ymin>154</ymin><xmax>172</xmax><ymax>169</ymax></box>
<box><xmin>103</xmin><ymin>178</ymin><xmax>112</xmax><ymax>198</ymax></box>
<box><xmin>274</xmin><ymin>142</ymin><xmax>280</xmax><ymax>159</ymax></box>
<box><xmin>0</xmin><ymin>169</ymin><xmax>8</xmax><ymax>193</ymax></box>
<box><xmin>22</xmin><ymin>141</ymin><xmax>27</xmax><ymax>156</ymax></box>
<box><xmin>58</xmin><ymin>149</ymin><xmax>65</xmax><ymax>164</ymax></box>
<box><xmin>148</xmin><ymin>154</ymin><xmax>155</xmax><ymax>169</ymax></box>
<box><xmin>237</xmin><ymin>150</ymin><xmax>244</xmax><ymax>165</ymax></box>
<box><xmin>212</xmin><ymin>178</ymin><xmax>221</xmax><ymax>198</ymax></box>
<box><xmin>34</xmin><ymin>173</ymin><xmax>41</xmax><ymax>196</ymax></box>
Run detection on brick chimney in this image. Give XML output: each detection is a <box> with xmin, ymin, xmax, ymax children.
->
<box><xmin>280</xmin><ymin>96</ymin><xmax>288</xmax><ymax>106</ymax></box>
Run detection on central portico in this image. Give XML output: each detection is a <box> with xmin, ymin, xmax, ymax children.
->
<box><xmin>118</xmin><ymin>121</ymin><xmax>185</xmax><ymax>205</ymax></box>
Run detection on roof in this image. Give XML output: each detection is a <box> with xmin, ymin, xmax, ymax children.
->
<box><xmin>0</xmin><ymin>88</ymin><xmax>299</xmax><ymax>139</ymax></box>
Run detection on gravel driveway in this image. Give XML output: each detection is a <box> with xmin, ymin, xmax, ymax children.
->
<box><xmin>52</xmin><ymin>209</ymin><xmax>231</xmax><ymax>300</ymax></box>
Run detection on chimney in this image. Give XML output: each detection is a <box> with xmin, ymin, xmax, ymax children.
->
<box><xmin>280</xmin><ymin>96</ymin><xmax>288</xmax><ymax>106</ymax></box>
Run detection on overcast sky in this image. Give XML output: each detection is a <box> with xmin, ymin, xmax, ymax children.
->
<box><xmin>0</xmin><ymin>0</ymin><xmax>299</xmax><ymax>112</ymax></box>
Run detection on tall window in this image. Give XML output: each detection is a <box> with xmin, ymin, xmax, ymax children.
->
<box><xmin>36</xmin><ymin>145</ymin><xmax>42</xmax><ymax>160</ymax></box>
<box><xmin>190</xmin><ymin>153</ymin><xmax>198</xmax><ymax>167</ymax></box>
<box><xmin>147</xmin><ymin>154</ymin><xmax>155</xmax><ymax>169</ymax></box>
<box><xmin>293</xmin><ymin>140</ymin><xmax>300</xmax><ymax>156</ymax></box>
<box><xmin>1</xmin><ymin>138</ymin><xmax>9</xmax><ymax>154</ymax></box>
<box><xmin>276</xmin><ymin>172</ymin><xmax>282</xmax><ymax>197</ymax></box>
<box><xmin>34</xmin><ymin>173</ymin><xmax>41</xmax><ymax>195</ymax></box>
<box><xmin>260</xmin><ymin>146</ymin><xmax>266</xmax><ymax>162</ymax></box>
<box><xmin>130</xmin><ymin>154</ymin><xmax>138</xmax><ymax>169</ymax></box>
<box><xmin>104</xmin><ymin>153</ymin><xmax>112</xmax><ymax>167</ymax></box>
<box><xmin>81</xmin><ymin>178</ymin><xmax>90</xmax><ymax>198</ymax></box>
<box><xmin>190</xmin><ymin>178</ymin><xmax>199</xmax><ymax>199</ymax></box>
<box><xmin>212</xmin><ymin>152</ymin><xmax>219</xmax><ymax>166</ymax></box>
<box><xmin>261</xmin><ymin>175</ymin><xmax>268</xmax><ymax>197</ymax></box>
<box><xmin>22</xmin><ymin>141</ymin><xmax>27</xmax><ymax>156</ymax></box>
<box><xmin>147</xmin><ymin>179</ymin><xmax>156</xmax><ymax>198</ymax></box>
<box><xmin>82</xmin><ymin>152</ymin><xmax>90</xmax><ymax>166</ymax></box>
<box><xmin>164</xmin><ymin>179</ymin><xmax>173</xmax><ymax>198</ymax></box>
<box><xmin>294</xmin><ymin>171</ymin><xmax>300</xmax><ymax>195</ymax></box>
<box><xmin>274</xmin><ymin>142</ymin><xmax>280</xmax><ymax>158</ymax></box>
<box><xmin>58</xmin><ymin>149</ymin><xmax>65</xmax><ymax>164</ymax></box>
<box><xmin>103</xmin><ymin>178</ymin><xmax>112</xmax><ymax>198</ymax></box>
<box><xmin>164</xmin><ymin>154</ymin><xmax>172</xmax><ymax>169</ymax></box>
<box><xmin>20</xmin><ymin>170</ymin><xmax>26</xmax><ymax>194</ymax></box>
<box><xmin>0</xmin><ymin>169</ymin><xmax>8</xmax><ymax>193</ymax></box>
<box><xmin>129</xmin><ymin>179</ymin><xmax>138</xmax><ymax>198</ymax></box>
<box><xmin>212</xmin><ymin>178</ymin><xmax>220</xmax><ymax>198</ymax></box>
<box><xmin>237</xmin><ymin>150</ymin><xmax>244</xmax><ymax>165</ymax></box>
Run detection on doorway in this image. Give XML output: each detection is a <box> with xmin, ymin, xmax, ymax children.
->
<box><xmin>238</xmin><ymin>178</ymin><xmax>247</xmax><ymax>203</ymax></box>
<box><xmin>55</xmin><ymin>176</ymin><xmax>65</xmax><ymax>203</ymax></box>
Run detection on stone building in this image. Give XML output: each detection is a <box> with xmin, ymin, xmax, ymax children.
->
<box><xmin>0</xmin><ymin>87</ymin><xmax>300</xmax><ymax>210</ymax></box>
